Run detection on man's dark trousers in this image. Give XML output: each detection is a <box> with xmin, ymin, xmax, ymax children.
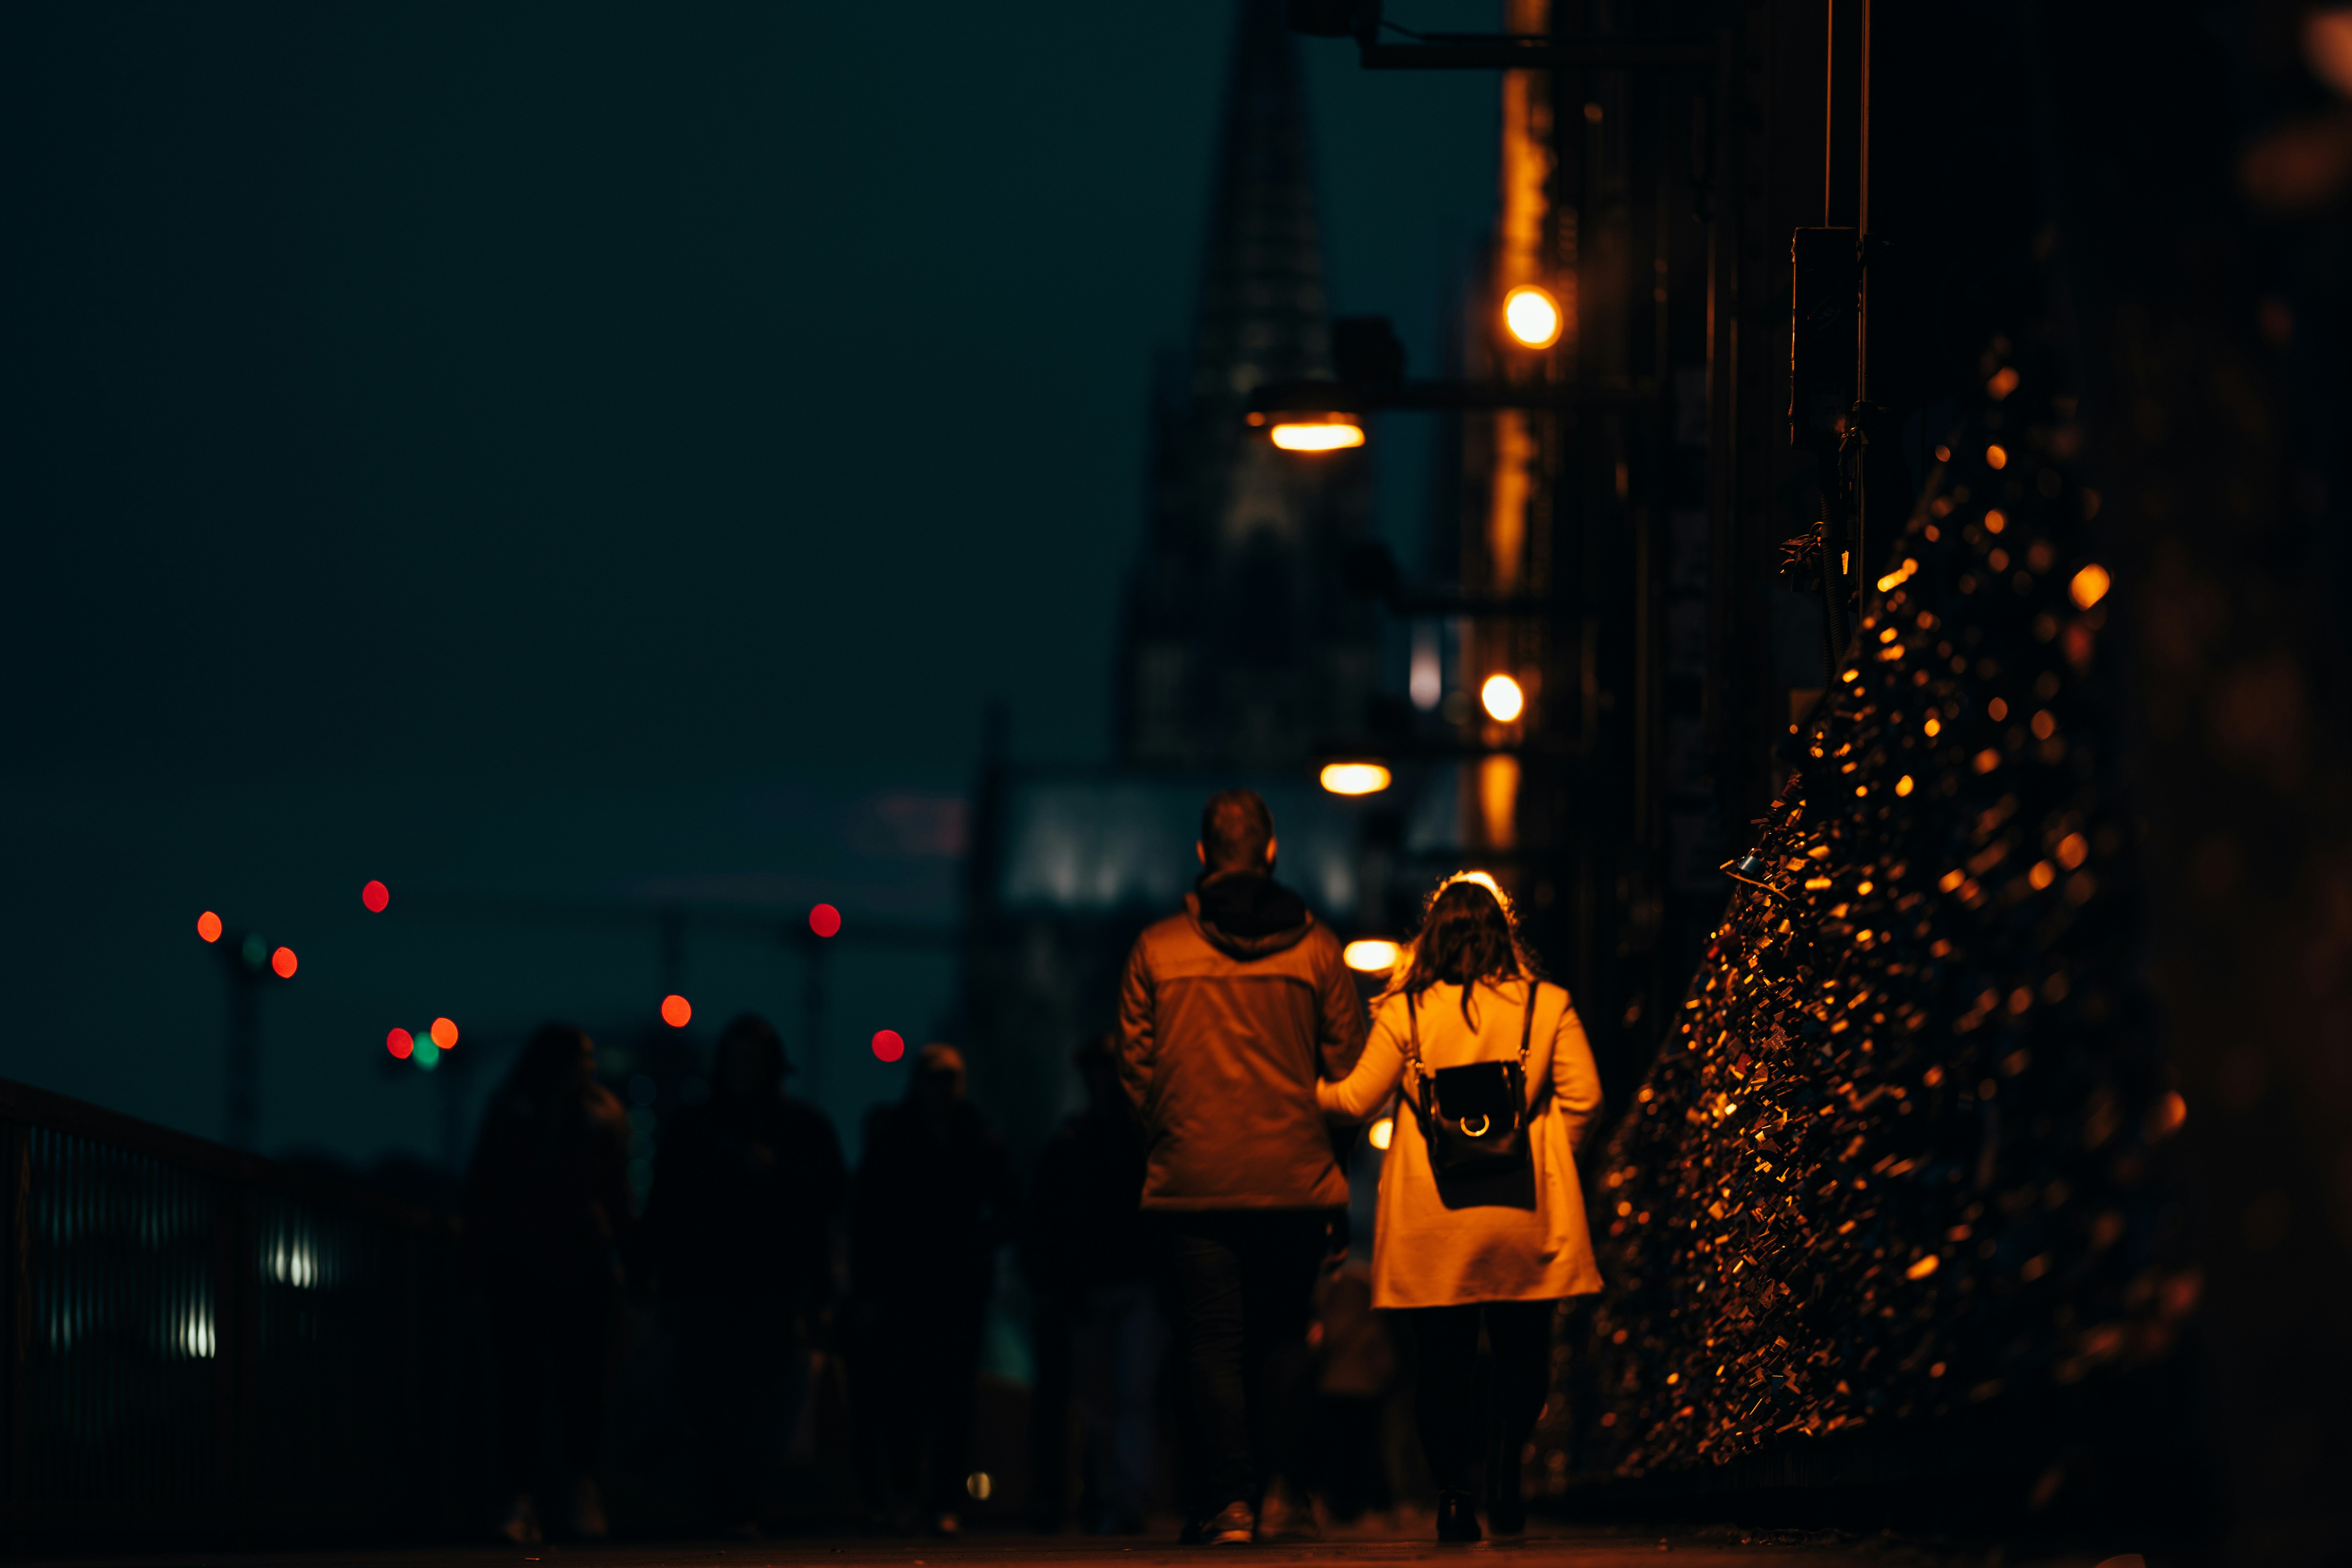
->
<box><xmin>1159</xmin><ymin>1209</ymin><xmax>1333</xmax><ymax>1517</ymax></box>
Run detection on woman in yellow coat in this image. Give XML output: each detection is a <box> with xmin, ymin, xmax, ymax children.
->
<box><xmin>1315</xmin><ymin>875</ymin><xmax>1603</xmax><ymax>1541</ymax></box>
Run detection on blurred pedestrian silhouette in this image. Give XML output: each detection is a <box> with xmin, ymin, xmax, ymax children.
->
<box><xmin>1022</xmin><ymin>1034</ymin><xmax>1161</xmax><ymax>1535</ymax></box>
<box><xmin>1299</xmin><ymin>1262</ymin><xmax>1395</xmax><ymax>1523</ymax></box>
<box><xmin>643</xmin><ymin>1013</ymin><xmax>846</xmax><ymax>1536</ymax></box>
<box><xmin>465</xmin><ymin>1022</ymin><xmax>635</xmax><ymax>1545</ymax></box>
<box><xmin>850</xmin><ymin>1042</ymin><xmax>1017</xmax><ymax>1534</ymax></box>
<box><xmin>1115</xmin><ymin>788</ymin><xmax>1367</xmax><ymax>1544</ymax></box>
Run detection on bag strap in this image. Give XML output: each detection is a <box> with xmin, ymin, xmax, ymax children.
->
<box><xmin>1401</xmin><ymin>991</ymin><xmax>1424</xmax><ymax>1112</ymax></box>
<box><xmin>1518</xmin><ymin>977</ymin><xmax>1540</xmax><ymax>1066</ymax></box>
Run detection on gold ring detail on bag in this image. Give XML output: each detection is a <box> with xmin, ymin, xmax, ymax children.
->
<box><xmin>1459</xmin><ymin>1114</ymin><xmax>1490</xmax><ymax>1138</ymax></box>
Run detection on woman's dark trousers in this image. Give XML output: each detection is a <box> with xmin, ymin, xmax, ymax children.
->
<box><xmin>1404</xmin><ymin>1300</ymin><xmax>1553</xmax><ymax>1499</ymax></box>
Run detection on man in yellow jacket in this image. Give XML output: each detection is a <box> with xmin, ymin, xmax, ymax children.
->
<box><xmin>1115</xmin><ymin>788</ymin><xmax>1367</xmax><ymax>1545</ymax></box>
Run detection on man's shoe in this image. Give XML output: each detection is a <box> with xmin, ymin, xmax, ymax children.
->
<box><xmin>1435</xmin><ymin>1489</ymin><xmax>1483</xmax><ymax>1543</ymax></box>
<box><xmin>1206</xmin><ymin>1499</ymin><xmax>1256</xmax><ymax>1545</ymax></box>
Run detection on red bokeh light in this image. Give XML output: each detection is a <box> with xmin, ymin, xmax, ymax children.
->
<box><xmin>871</xmin><ymin>1029</ymin><xmax>905</xmax><ymax>1063</ymax></box>
<box><xmin>809</xmin><ymin>903</ymin><xmax>842</xmax><ymax>938</ymax></box>
<box><xmin>387</xmin><ymin>1028</ymin><xmax>414</xmax><ymax>1059</ymax></box>
<box><xmin>271</xmin><ymin>947</ymin><xmax>298</xmax><ymax>979</ymax></box>
<box><xmin>661</xmin><ymin>994</ymin><xmax>692</xmax><ymax>1028</ymax></box>
<box><xmin>362</xmin><ymin>880</ymin><xmax>390</xmax><ymax>913</ymax></box>
<box><xmin>196</xmin><ymin>911</ymin><xmax>223</xmax><ymax>944</ymax></box>
<box><xmin>430</xmin><ymin>1016</ymin><xmax>459</xmax><ymax>1049</ymax></box>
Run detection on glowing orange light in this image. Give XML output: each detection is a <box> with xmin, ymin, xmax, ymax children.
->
<box><xmin>429</xmin><ymin>1016</ymin><xmax>459</xmax><ymax>1049</ymax></box>
<box><xmin>659</xmin><ymin>994</ymin><xmax>691</xmax><ymax>1028</ymax></box>
<box><xmin>1319</xmin><ymin>762</ymin><xmax>1392</xmax><ymax>797</ymax></box>
<box><xmin>872</xmin><ymin>1029</ymin><xmax>906</xmax><ymax>1063</ymax></box>
<box><xmin>1501</xmin><ymin>285</ymin><xmax>1564</xmax><ymax>349</ymax></box>
<box><xmin>361</xmin><ymin>879</ymin><xmax>390</xmax><ymax>913</ymax></box>
<box><xmin>1480</xmin><ymin>673</ymin><xmax>1525</xmax><ymax>722</ymax></box>
<box><xmin>1368</xmin><ymin>1117</ymin><xmax>1396</xmax><ymax>1151</ymax></box>
<box><xmin>1270</xmin><ymin>419</ymin><xmax>1365</xmax><ymax>452</ymax></box>
<box><xmin>1986</xmin><ymin>444</ymin><xmax>2009</xmax><ymax>470</ymax></box>
<box><xmin>1906</xmin><ymin>1254</ymin><xmax>1941</xmax><ymax>1280</ymax></box>
<box><xmin>2070</xmin><ymin>563</ymin><xmax>2111</xmax><ymax>608</ymax></box>
<box><xmin>197</xmin><ymin>911</ymin><xmax>223</xmax><ymax>944</ymax></box>
<box><xmin>387</xmin><ymin>1028</ymin><xmax>414</xmax><ymax>1059</ymax></box>
<box><xmin>1343</xmin><ymin>939</ymin><xmax>1401</xmax><ymax>974</ymax></box>
<box><xmin>1986</xmin><ymin>367</ymin><xmax>2020</xmax><ymax>400</ymax></box>
<box><xmin>1895</xmin><ymin>775</ymin><xmax>1915</xmax><ymax>796</ymax></box>
<box><xmin>270</xmin><ymin>947</ymin><xmax>298</xmax><ymax>978</ymax></box>
<box><xmin>809</xmin><ymin>903</ymin><xmax>842</xmax><ymax>938</ymax></box>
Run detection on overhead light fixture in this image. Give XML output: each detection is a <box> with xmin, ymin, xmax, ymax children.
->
<box><xmin>1480</xmin><ymin>673</ymin><xmax>1526</xmax><ymax>722</ymax></box>
<box><xmin>1269</xmin><ymin>416</ymin><xmax>1366</xmax><ymax>452</ymax></box>
<box><xmin>1502</xmin><ymin>285</ymin><xmax>1563</xmax><ymax>349</ymax></box>
<box><xmin>1319</xmin><ymin>760</ymin><xmax>1393</xmax><ymax>795</ymax></box>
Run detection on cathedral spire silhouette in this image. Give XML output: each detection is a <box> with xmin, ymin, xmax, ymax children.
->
<box><xmin>1117</xmin><ymin>0</ymin><xmax>1373</xmax><ymax>775</ymax></box>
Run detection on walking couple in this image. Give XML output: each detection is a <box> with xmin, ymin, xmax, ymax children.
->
<box><xmin>1117</xmin><ymin>789</ymin><xmax>1603</xmax><ymax>1544</ymax></box>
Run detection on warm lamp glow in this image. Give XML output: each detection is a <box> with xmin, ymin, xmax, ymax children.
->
<box><xmin>1270</xmin><ymin>420</ymin><xmax>1365</xmax><ymax>452</ymax></box>
<box><xmin>660</xmin><ymin>994</ymin><xmax>692</xmax><ymax>1028</ymax></box>
<box><xmin>270</xmin><ymin>947</ymin><xmax>298</xmax><ymax>979</ymax></box>
<box><xmin>196</xmin><ymin>911</ymin><xmax>223</xmax><ymax>944</ymax></box>
<box><xmin>1343</xmin><ymin>938</ymin><xmax>1402</xmax><ymax>973</ymax></box>
<box><xmin>2070</xmin><ymin>563</ymin><xmax>2111</xmax><ymax>609</ymax></box>
<box><xmin>1319</xmin><ymin>761</ymin><xmax>1392</xmax><ymax>796</ymax></box>
<box><xmin>429</xmin><ymin>1016</ymin><xmax>459</xmax><ymax>1049</ymax></box>
<box><xmin>1368</xmin><ymin>1117</ymin><xmax>1396</xmax><ymax>1151</ymax></box>
<box><xmin>361</xmin><ymin>879</ymin><xmax>390</xmax><ymax>913</ymax></box>
<box><xmin>1502</xmin><ymin>285</ymin><xmax>1563</xmax><ymax>349</ymax></box>
<box><xmin>1480</xmin><ymin>673</ymin><xmax>1526</xmax><ymax>722</ymax></box>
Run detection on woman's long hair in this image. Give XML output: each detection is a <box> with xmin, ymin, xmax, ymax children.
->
<box><xmin>1395</xmin><ymin>874</ymin><xmax>1539</xmax><ymax>1026</ymax></box>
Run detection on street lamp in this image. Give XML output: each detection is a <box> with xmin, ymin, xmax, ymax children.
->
<box><xmin>1480</xmin><ymin>673</ymin><xmax>1526</xmax><ymax>723</ymax></box>
<box><xmin>1319</xmin><ymin>760</ymin><xmax>1393</xmax><ymax>796</ymax></box>
<box><xmin>1251</xmin><ymin>410</ymin><xmax>1367</xmax><ymax>451</ymax></box>
<box><xmin>1343</xmin><ymin>938</ymin><xmax>1402</xmax><ymax>973</ymax></box>
<box><xmin>1502</xmin><ymin>285</ymin><xmax>1564</xmax><ymax>349</ymax></box>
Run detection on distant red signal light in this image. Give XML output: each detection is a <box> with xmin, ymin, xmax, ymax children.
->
<box><xmin>271</xmin><ymin>947</ymin><xmax>299</xmax><ymax>979</ymax></box>
<box><xmin>197</xmin><ymin>911</ymin><xmax>223</xmax><ymax>944</ymax></box>
<box><xmin>809</xmin><ymin>904</ymin><xmax>842</xmax><ymax>938</ymax></box>
<box><xmin>362</xmin><ymin>880</ymin><xmax>390</xmax><ymax>913</ymax></box>
<box><xmin>430</xmin><ymin>1016</ymin><xmax>458</xmax><ymax>1049</ymax></box>
<box><xmin>872</xmin><ymin>1029</ymin><xmax>905</xmax><ymax>1063</ymax></box>
<box><xmin>661</xmin><ymin>994</ymin><xmax>692</xmax><ymax>1028</ymax></box>
<box><xmin>387</xmin><ymin>1028</ymin><xmax>414</xmax><ymax>1059</ymax></box>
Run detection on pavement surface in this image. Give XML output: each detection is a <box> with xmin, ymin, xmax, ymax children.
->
<box><xmin>24</xmin><ymin>1524</ymin><xmax>2147</xmax><ymax>1568</ymax></box>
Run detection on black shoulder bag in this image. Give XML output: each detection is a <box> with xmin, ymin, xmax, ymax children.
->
<box><xmin>1403</xmin><ymin>980</ymin><xmax>1539</xmax><ymax>1183</ymax></box>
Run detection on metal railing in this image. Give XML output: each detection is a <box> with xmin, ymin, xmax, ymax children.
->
<box><xmin>0</xmin><ymin>1077</ymin><xmax>468</xmax><ymax>1540</ymax></box>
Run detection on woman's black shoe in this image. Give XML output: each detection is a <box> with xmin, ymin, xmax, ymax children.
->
<box><xmin>1436</xmin><ymin>1490</ymin><xmax>1483</xmax><ymax>1543</ymax></box>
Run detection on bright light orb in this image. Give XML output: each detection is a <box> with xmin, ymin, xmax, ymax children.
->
<box><xmin>872</xmin><ymin>1029</ymin><xmax>906</xmax><ymax>1063</ymax></box>
<box><xmin>1270</xmin><ymin>420</ymin><xmax>1366</xmax><ymax>452</ymax></box>
<box><xmin>809</xmin><ymin>903</ymin><xmax>842</xmax><ymax>938</ymax></box>
<box><xmin>429</xmin><ymin>1016</ymin><xmax>459</xmax><ymax>1049</ymax></box>
<box><xmin>1319</xmin><ymin>761</ymin><xmax>1392</xmax><ymax>797</ymax></box>
<box><xmin>2070</xmin><ymin>563</ymin><xmax>2111</xmax><ymax>609</ymax></box>
<box><xmin>1503</xmin><ymin>285</ymin><xmax>1563</xmax><ymax>349</ymax></box>
<box><xmin>386</xmin><ymin>1027</ymin><xmax>414</xmax><ymax>1060</ymax></box>
<box><xmin>1480</xmin><ymin>673</ymin><xmax>1526</xmax><ymax>723</ymax></box>
<box><xmin>270</xmin><ymin>946</ymin><xmax>299</xmax><ymax>979</ymax></box>
<box><xmin>1368</xmin><ymin>1117</ymin><xmax>1396</xmax><ymax>1152</ymax></box>
<box><xmin>361</xmin><ymin>879</ymin><xmax>390</xmax><ymax>913</ymax></box>
<box><xmin>197</xmin><ymin>911</ymin><xmax>223</xmax><ymax>944</ymax></box>
<box><xmin>660</xmin><ymin>994</ymin><xmax>692</xmax><ymax>1028</ymax></box>
<box><xmin>1343</xmin><ymin>938</ymin><xmax>1402</xmax><ymax>974</ymax></box>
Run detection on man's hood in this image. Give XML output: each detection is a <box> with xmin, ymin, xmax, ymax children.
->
<box><xmin>1186</xmin><ymin>871</ymin><xmax>1314</xmax><ymax>960</ymax></box>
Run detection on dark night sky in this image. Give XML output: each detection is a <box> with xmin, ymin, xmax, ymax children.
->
<box><xmin>0</xmin><ymin>3</ymin><xmax>1498</xmax><ymax>1165</ymax></box>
